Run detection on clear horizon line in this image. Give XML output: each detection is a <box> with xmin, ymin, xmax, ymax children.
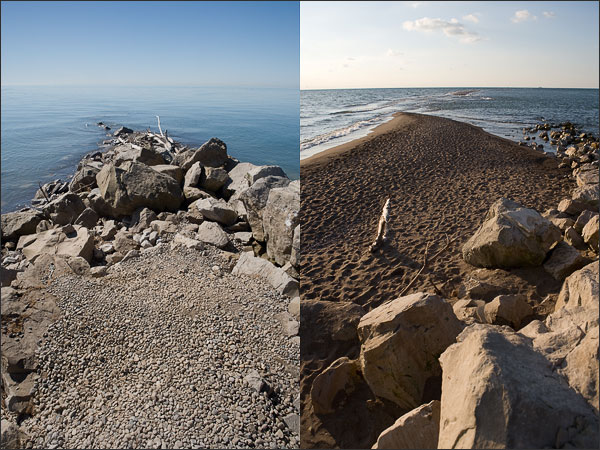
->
<box><xmin>301</xmin><ymin>86</ymin><xmax>600</xmax><ymax>91</ymax></box>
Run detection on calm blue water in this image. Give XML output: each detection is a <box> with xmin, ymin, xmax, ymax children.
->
<box><xmin>301</xmin><ymin>88</ymin><xmax>599</xmax><ymax>159</ymax></box>
<box><xmin>1</xmin><ymin>86</ymin><xmax>299</xmax><ymax>213</ymax></box>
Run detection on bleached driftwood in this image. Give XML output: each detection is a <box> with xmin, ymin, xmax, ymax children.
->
<box><xmin>370</xmin><ymin>198</ymin><xmax>391</xmax><ymax>252</ymax></box>
<box><xmin>156</xmin><ymin>115</ymin><xmax>164</xmax><ymax>137</ymax></box>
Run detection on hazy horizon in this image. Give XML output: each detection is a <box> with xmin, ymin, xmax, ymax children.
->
<box><xmin>301</xmin><ymin>1</ymin><xmax>599</xmax><ymax>90</ymax></box>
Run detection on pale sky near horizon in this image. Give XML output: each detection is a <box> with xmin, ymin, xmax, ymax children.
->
<box><xmin>301</xmin><ymin>1</ymin><xmax>599</xmax><ymax>90</ymax></box>
<box><xmin>1</xmin><ymin>1</ymin><xmax>299</xmax><ymax>88</ymax></box>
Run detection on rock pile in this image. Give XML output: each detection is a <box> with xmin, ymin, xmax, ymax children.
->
<box><xmin>1</xmin><ymin>126</ymin><xmax>299</xmax><ymax>448</ymax></box>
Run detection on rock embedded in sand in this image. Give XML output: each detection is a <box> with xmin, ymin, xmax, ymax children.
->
<box><xmin>372</xmin><ymin>400</ymin><xmax>440</xmax><ymax>450</ymax></box>
<box><xmin>438</xmin><ymin>324</ymin><xmax>599</xmax><ymax>449</ymax></box>
<box><xmin>462</xmin><ymin>198</ymin><xmax>561</xmax><ymax>268</ymax></box>
<box><xmin>310</xmin><ymin>357</ymin><xmax>363</xmax><ymax>415</ymax></box>
<box><xmin>543</xmin><ymin>241</ymin><xmax>592</xmax><ymax>280</ymax></box>
<box><xmin>96</xmin><ymin>161</ymin><xmax>183</xmax><ymax>217</ymax></box>
<box><xmin>357</xmin><ymin>292</ymin><xmax>463</xmax><ymax>410</ymax></box>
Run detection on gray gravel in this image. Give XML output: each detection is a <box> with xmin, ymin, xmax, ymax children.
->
<box><xmin>21</xmin><ymin>243</ymin><xmax>299</xmax><ymax>449</ymax></box>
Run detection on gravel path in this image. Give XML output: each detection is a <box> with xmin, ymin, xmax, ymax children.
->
<box><xmin>20</xmin><ymin>244</ymin><xmax>299</xmax><ymax>449</ymax></box>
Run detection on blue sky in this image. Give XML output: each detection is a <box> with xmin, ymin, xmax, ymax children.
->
<box><xmin>1</xmin><ymin>1</ymin><xmax>299</xmax><ymax>87</ymax></box>
<box><xmin>301</xmin><ymin>1</ymin><xmax>599</xmax><ymax>89</ymax></box>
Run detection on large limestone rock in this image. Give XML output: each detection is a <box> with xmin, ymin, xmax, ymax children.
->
<box><xmin>582</xmin><ymin>214</ymin><xmax>599</xmax><ymax>252</ymax></box>
<box><xmin>192</xmin><ymin>197</ymin><xmax>238</xmax><ymax>226</ymax></box>
<box><xmin>290</xmin><ymin>224</ymin><xmax>300</xmax><ymax>269</ymax></box>
<box><xmin>223</xmin><ymin>162</ymin><xmax>258</xmax><ymax>199</ymax></box>
<box><xmin>482</xmin><ymin>294</ymin><xmax>533</xmax><ymax>329</ymax></box>
<box><xmin>16</xmin><ymin>225</ymin><xmax>94</xmax><ymax>263</ymax></box>
<box><xmin>200</xmin><ymin>167</ymin><xmax>228</xmax><ymax>192</ymax></box>
<box><xmin>232</xmin><ymin>251</ymin><xmax>298</xmax><ymax>297</ymax></box>
<box><xmin>152</xmin><ymin>164</ymin><xmax>184</xmax><ymax>184</ymax></box>
<box><xmin>196</xmin><ymin>221</ymin><xmax>229</xmax><ymax>249</ymax></box>
<box><xmin>246</xmin><ymin>165</ymin><xmax>287</xmax><ymax>184</ymax></box>
<box><xmin>555</xmin><ymin>260</ymin><xmax>599</xmax><ymax>311</ymax></box>
<box><xmin>239</xmin><ymin>176</ymin><xmax>290</xmax><ymax>242</ymax></box>
<box><xmin>310</xmin><ymin>357</ymin><xmax>363</xmax><ymax>415</ymax></box>
<box><xmin>1</xmin><ymin>209</ymin><xmax>44</xmax><ymax>241</ymax></box>
<box><xmin>173</xmin><ymin>138</ymin><xmax>228</xmax><ymax>170</ymax></box>
<box><xmin>372</xmin><ymin>400</ymin><xmax>440</xmax><ymax>450</ymax></box>
<box><xmin>96</xmin><ymin>161</ymin><xmax>183</xmax><ymax>217</ymax></box>
<box><xmin>183</xmin><ymin>161</ymin><xmax>203</xmax><ymax>188</ymax></box>
<box><xmin>543</xmin><ymin>241</ymin><xmax>591</xmax><ymax>280</ymax></box>
<box><xmin>572</xmin><ymin>183</ymin><xmax>599</xmax><ymax>209</ymax></box>
<box><xmin>463</xmin><ymin>198</ymin><xmax>561</xmax><ymax>268</ymax></box>
<box><xmin>69</xmin><ymin>160</ymin><xmax>102</xmax><ymax>193</ymax></box>
<box><xmin>262</xmin><ymin>180</ymin><xmax>300</xmax><ymax>266</ymax></box>
<box><xmin>357</xmin><ymin>293</ymin><xmax>463</xmax><ymax>410</ymax></box>
<box><xmin>41</xmin><ymin>192</ymin><xmax>86</xmax><ymax>225</ymax></box>
<box><xmin>113</xmin><ymin>144</ymin><xmax>165</xmax><ymax>166</ymax></box>
<box><xmin>438</xmin><ymin>324</ymin><xmax>599</xmax><ymax>449</ymax></box>
<box><xmin>574</xmin><ymin>210</ymin><xmax>598</xmax><ymax>234</ymax></box>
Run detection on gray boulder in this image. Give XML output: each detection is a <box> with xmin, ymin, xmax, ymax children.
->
<box><xmin>41</xmin><ymin>192</ymin><xmax>86</xmax><ymax>226</ymax></box>
<box><xmin>246</xmin><ymin>165</ymin><xmax>287</xmax><ymax>184</ymax></box>
<box><xmin>196</xmin><ymin>221</ymin><xmax>230</xmax><ymax>249</ymax></box>
<box><xmin>69</xmin><ymin>160</ymin><xmax>103</xmax><ymax>193</ymax></box>
<box><xmin>232</xmin><ymin>251</ymin><xmax>298</xmax><ymax>297</ymax></box>
<box><xmin>96</xmin><ymin>161</ymin><xmax>183</xmax><ymax>217</ymax></box>
<box><xmin>223</xmin><ymin>162</ymin><xmax>258</xmax><ymax>199</ymax></box>
<box><xmin>16</xmin><ymin>225</ymin><xmax>94</xmax><ymax>263</ymax></box>
<box><xmin>1</xmin><ymin>209</ymin><xmax>44</xmax><ymax>242</ymax></box>
<box><xmin>240</xmin><ymin>176</ymin><xmax>290</xmax><ymax>242</ymax></box>
<box><xmin>73</xmin><ymin>207</ymin><xmax>99</xmax><ymax>229</ymax></box>
<box><xmin>543</xmin><ymin>241</ymin><xmax>591</xmax><ymax>280</ymax></box>
<box><xmin>192</xmin><ymin>197</ymin><xmax>238</xmax><ymax>226</ymax></box>
<box><xmin>262</xmin><ymin>180</ymin><xmax>300</xmax><ymax>266</ymax></box>
<box><xmin>173</xmin><ymin>138</ymin><xmax>228</xmax><ymax>170</ymax></box>
<box><xmin>200</xmin><ymin>167</ymin><xmax>228</xmax><ymax>192</ymax></box>
<box><xmin>582</xmin><ymin>215</ymin><xmax>599</xmax><ymax>252</ymax></box>
<box><xmin>152</xmin><ymin>164</ymin><xmax>184</xmax><ymax>184</ymax></box>
<box><xmin>463</xmin><ymin>198</ymin><xmax>561</xmax><ymax>268</ymax></box>
<box><xmin>113</xmin><ymin>144</ymin><xmax>165</xmax><ymax>167</ymax></box>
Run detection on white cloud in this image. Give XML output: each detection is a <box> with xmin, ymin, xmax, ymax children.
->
<box><xmin>463</xmin><ymin>13</ymin><xmax>479</xmax><ymax>24</ymax></box>
<box><xmin>543</xmin><ymin>11</ymin><xmax>556</xmax><ymax>19</ymax></box>
<box><xmin>411</xmin><ymin>2</ymin><xmax>422</xmax><ymax>8</ymax></box>
<box><xmin>511</xmin><ymin>10</ymin><xmax>537</xmax><ymax>23</ymax></box>
<box><xmin>403</xmin><ymin>17</ymin><xmax>482</xmax><ymax>43</ymax></box>
<box><xmin>386</xmin><ymin>49</ymin><xmax>404</xmax><ymax>57</ymax></box>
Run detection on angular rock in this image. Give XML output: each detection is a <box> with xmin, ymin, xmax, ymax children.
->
<box><xmin>113</xmin><ymin>126</ymin><xmax>133</xmax><ymax>136</ymax></box>
<box><xmin>173</xmin><ymin>138</ymin><xmax>228</xmax><ymax>170</ymax></box>
<box><xmin>150</xmin><ymin>220</ymin><xmax>177</xmax><ymax>235</ymax></box>
<box><xmin>192</xmin><ymin>197</ymin><xmax>238</xmax><ymax>226</ymax></box>
<box><xmin>200</xmin><ymin>167</ymin><xmax>228</xmax><ymax>192</ymax></box>
<box><xmin>223</xmin><ymin>162</ymin><xmax>257</xmax><ymax>199</ymax></box>
<box><xmin>558</xmin><ymin>198</ymin><xmax>589</xmax><ymax>216</ymax></box>
<box><xmin>239</xmin><ymin>176</ymin><xmax>290</xmax><ymax>242</ymax></box>
<box><xmin>290</xmin><ymin>225</ymin><xmax>300</xmax><ymax>269</ymax></box>
<box><xmin>572</xmin><ymin>183</ymin><xmax>599</xmax><ymax>209</ymax></box>
<box><xmin>1</xmin><ymin>419</ymin><xmax>25</xmax><ymax>449</ymax></box>
<box><xmin>183</xmin><ymin>161</ymin><xmax>203</xmax><ymax>188</ymax></box>
<box><xmin>113</xmin><ymin>230</ymin><xmax>139</xmax><ymax>255</ymax></box>
<box><xmin>152</xmin><ymin>164</ymin><xmax>184</xmax><ymax>184</ymax></box>
<box><xmin>483</xmin><ymin>294</ymin><xmax>533</xmax><ymax>329</ymax></box>
<box><xmin>96</xmin><ymin>161</ymin><xmax>183</xmax><ymax>217</ymax></box>
<box><xmin>113</xmin><ymin>144</ymin><xmax>165</xmax><ymax>166</ymax></box>
<box><xmin>183</xmin><ymin>186</ymin><xmax>212</xmax><ymax>202</ymax></box>
<box><xmin>555</xmin><ymin>260</ymin><xmax>599</xmax><ymax>312</ymax></box>
<box><xmin>74</xmin><ymin>207</ymin><xmax>99</xmax><ymax>229</ymax></box>
<box><xmin>69</xmin><ymin>160</ymin><xmax>102</xmax><ymax>193</ymax></box>
<box><xmin>1</xmin><ymin>210</ymin><xmax>44</xmax><ymax>242</ymax></box>
<box><xmin>564</xmin><ymin>226</ymin><xmax>587</xmax><ymax>250</ymax></box>
<box><xmin>243</xmin><ymin>369</ymin><xmax>272</xmax><ymax>395</ymax></box>
<box><xmin>172</xmin><ymin>233</ymin><xmax>203</xmax><ymax>250</ymax></box>
<box><xmin>575</xmin><ymin>168</ymin><xmax>599</xmax><ymax>187</ymax></box>
<box><xmin>457</xmin><ymin>276</ymin><xmax>504</xmax><ymax>302</ymax></box>
<box><xmin>544</xmin><ymin>241</ymin><xmax>591</xmax><ymax>281</ymax></box>
<box><xmin>262</xmin><ymin>180</ymin><xmax>300</xmax><ymax>266</ymax></box>
<box><xmin>310</xmin><ymin>357</ymin><xmax>363</xmax><ymax>415</ymax></box>
<box><xmin>357</xmin><ymin>292</ymin><xmax>463</xmax><ymax>410</ymax></box>
<box><xmin>246</xmin><ymin>165</ymin><xmax>287</xmax><ymax>184</ymax></box>
<box><xmin>66</xmin><ymin>256</ymin><xmax>91</xmax><ymax>276</ymax></box>
<box><xmin>438</xmin><ymin>324</ymin><xmax>599</xmax><ymax>449</ymax></box>
<box><xmin>41</xmin><ymin>192</ymin><xmax>86</xmax><ymax>226</ymax></box>
<box><xmin>196</xmin><ymin>221</ymin><xmax>230</xmax><ymax>249</ymax></box>
<box><xmin>548</xmin><ymin>216</ymin><xmax>575</xmax><ymax>232</ymax></box>
<box><xmin>130</xmin><ymin>207</ymin><xmax>158</xmax><ymax>233</ymax></box>
<box><xmin>17</xmin><ymin>226</ymin><xmax>94</xmax><ymax>263</ymax></box>
<box><xmin>574</xmin><ymin>210</ymin><xmax>598</xmax><ymax>234</ymax></box>
<box><xmin>582</xmin><ymin>214</ymin><xmax>599</xmax><ymax>252</ymax></box>
<box><xmin>275</xmin><ymin>311</ymin><xmax>299</xmax><ymax>337</ymax></box>
<box><xmin>231</xmin><ymin>251</ymin><xmax>298</xmax><ymax>297</ymax></box>
<box><xmin>463</xmin><ymin>198</ymin><xmax>561</xmax><ymax>268</ymax></box>
<box><xmin>372</xmin><ymin>400</ymin><xmax>440</xmax><ymax>450</ymax></box>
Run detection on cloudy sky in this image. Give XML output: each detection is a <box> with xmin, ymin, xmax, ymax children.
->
<box><xmin>301</xmin><ymin>1</ymin><xmax>599</xmax><ymax>89</ymax></box>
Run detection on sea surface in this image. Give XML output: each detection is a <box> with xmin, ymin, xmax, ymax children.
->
<box><xmin>1</xmin><ymin>86</ymin><xmax>299</xmax><ymax>213</ymax></box>
<box><xmin>301</xmin><ymin>88</ymin><xmax>599</xmax><ymax>159</ymax></box>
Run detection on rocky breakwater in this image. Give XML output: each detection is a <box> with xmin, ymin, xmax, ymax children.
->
<box><xmin>1</xmin><ymin>126</ymin><xmax>299</xmax><ymax>448</ymax></box>
<box><xmin>306</xmin><ymin>195</ymin><xmax>598</xmax><ymax>449</ymax></box>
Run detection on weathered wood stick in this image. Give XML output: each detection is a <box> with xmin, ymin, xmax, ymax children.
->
<box><xmin>156</xmin><ymin>115</ymin><xmax>164</xmax><ymax>137</ymax></box>
<box><xmin>370</xmin><ymin>198</ymin><xmax>391</xmax><ymax>252</ymax></box>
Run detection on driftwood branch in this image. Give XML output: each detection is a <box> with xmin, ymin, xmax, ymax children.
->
<box><xmin>38</xmin><ymin>182</ymin><xmax>50</xmax><ymax>202</ymax></box>
<box><xmin>156</xmin><ymin>115</ymin><xmax>164</xmax><ymax>137</ymax></box>
<box><xmin>370</xmin><ymin>198</ymin><xmax>391</xmax><ymax>252</ymax></box>
<box><xmin>398</xmin><ymin>234</ymin><xmax>460</xmax><ymax>297</ymax></box>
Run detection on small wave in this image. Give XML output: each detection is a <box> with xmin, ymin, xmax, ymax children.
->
<box><xmin>482</xmin><ymin>97</ymin><xmax>493</xmax><ymax>100</ymax></box>
<box><xmin>447</xmin><ymin>89</ymin><xmax>480</xmax><ymax>97</ymax></box>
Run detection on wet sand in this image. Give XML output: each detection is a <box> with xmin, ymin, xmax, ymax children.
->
<box><xmin>300</xmin><ymin>112</ymin><xmax>573</xmax><ymax>448</ymax></box>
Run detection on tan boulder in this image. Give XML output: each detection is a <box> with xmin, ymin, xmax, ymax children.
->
<box><xmin>1</xmin><ymin>209</ymin><xmax>44</xmax><ymax>241</ymax></box>
<box><xmin>555</xmin><ymin>260</ymin><xmax>599</xmax><ymax>311</ymax></box>
<box><xmin>438</xmin><ymin>324</ymin><xmax>598</xmax><ymax>449</ymax></box>
<box><xmin>543</xmin><ymin>241</ymin><xmax>591</xmax><ymax>280</ymax></box>
<box><xmin>357</xmin><ymin>292</ymin><xmax>463</xmax><ymax>410</ymax></box>
<box><xmin>172</xmin><ymin>137</ymin><xmax>227</xmax><ymax>170</ymax></box>
<box><xmin>372</xmin><ymin>400</ymin><xmax>440</xmax><ymax>450</ymax></box>
<box><xmin>310</xmin><ymin>357</ymin><xmax>363</xmax><ymax>415</ymax></box>
<box><xmin>582</xmin><ymin>215</ymin><xmax>599</xmax><ymax>252</ymax></box>
<box><xmin>483</xmin><ymin>294</ymin><xmax>533</xmax><ymax>329</ymax></box>
<box><xmin>262</xmin><ymin>180</ymin><xmax>300</xmax><ymax>266</ymax></box>
<box><xmin>152</xmin><ymin>164</ymin><xmax>183</xmax><ymax>184</ymax></box>
<box><xmin>463</xmin><ymin>198</ymin><xmax>561</xmax><ymax>268</ymax></box>
<box><xmin>17</xmin><ymin>225</ymin><xmax>94</xmax><ymax>263</ymax></box>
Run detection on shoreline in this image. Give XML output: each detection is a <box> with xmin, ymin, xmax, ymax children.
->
<box><xmin>299</xmin><ymin>111</ymin><xmax>590</xmax><ymax>448</ymax></box>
